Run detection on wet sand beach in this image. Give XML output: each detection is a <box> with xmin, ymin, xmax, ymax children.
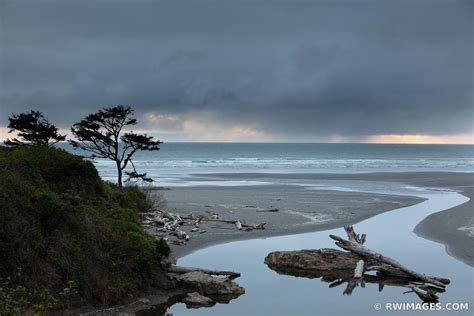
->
<box><xmin>148</xmin><ymin>172</ymin><xmax>473</xmax><ymax>265</ymax></box>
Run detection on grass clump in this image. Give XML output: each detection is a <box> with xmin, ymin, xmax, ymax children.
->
<box><xmin>0</xmin><ymin>145</ymin><xmax>170</xmax><ymax>312</ymax></box>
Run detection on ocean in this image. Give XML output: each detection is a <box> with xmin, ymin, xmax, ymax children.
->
<box><xmin>64</xmin><ymin>143</ymin><xmax>474</xmax><ymax>185</ymax></box>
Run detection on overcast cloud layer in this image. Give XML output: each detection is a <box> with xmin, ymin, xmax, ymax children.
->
<box><xmin>1</xmin><ymin>0</ymin><xmax>473</xmax><ymax>142</ymax></box>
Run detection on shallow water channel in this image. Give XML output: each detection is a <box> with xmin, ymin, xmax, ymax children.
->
<box><xmin>142</xmin><ymin>185</ymin><xmax>472</xmax><ymax>316</ymax></box>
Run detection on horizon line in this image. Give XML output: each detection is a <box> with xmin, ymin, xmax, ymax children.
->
<box><xmin>3</xmin><ymin>141</ymin><xmax>471</xmax><ymax>146</ymax></box>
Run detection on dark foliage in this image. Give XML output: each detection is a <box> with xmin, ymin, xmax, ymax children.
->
<box><xmin>70</xmin><ymin>105</ymin><xmax>161</xmax><ymax>187</ymax></box>
<box><xmin>0</xmin><ymin>146</ymin><xmax>170</xmax><ymax>312</ymax></box>
<box><xmin>4</xmin><ymin>110</ymin><xmax>66</xmax><ymax>147</ymax></box>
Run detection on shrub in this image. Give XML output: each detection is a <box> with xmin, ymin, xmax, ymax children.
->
<box><xmin>0</xmin><ymin>279</ymin><xmax>29</xmax><ymax>315</ymax></box>
<box><xmin>0</xmin><ymin>146</ymin><xmax>170</xmax><ymax>312</ymax></box>
<box><xmin>156</xmin><ymin>238</ymin><xmax>171</xmax><ymax>259</ymax></box>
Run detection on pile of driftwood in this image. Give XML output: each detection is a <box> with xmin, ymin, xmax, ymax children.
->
<box><xmin>265</xmin><ymin>225</ymin><xmax>450</xmax><ymax>303</ymax></box>
<box><xmin>143</xmin><ymin>209</ymin><xmax>267</xmax><ymax>245</ymax></box>
<box><xmin>328</xmin><ymin>226</ymin><xmax>449</xmax><ymax>302</ymax></box>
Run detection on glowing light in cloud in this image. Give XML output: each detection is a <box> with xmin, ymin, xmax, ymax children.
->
<box><xmin>146</xmin><ymin>113</ymin><xmax>178</xmax><ymax>122</ymax></box>
<box><xmin>0</xmin><ymin>128</ymin><xmax>10</xmax><ymax>141</ymax></box>
<box><xmin>367</xmin><ymin>134</ymin><xmax>473</xmax><ymax>144</ymax></box>
<box><xmin>144</xmin><ymin>111</ymin><xmax>272</xmax><ymax>142</ymax></box>
<box><xmin>182</xmin><ymin>119</ymin><xmax>272</xmax><ymax>142</ymax></box>
<box><xmin>332</xmin><ymin>133</ymin><xmax>474</xmax><ymax>144</ymax></box>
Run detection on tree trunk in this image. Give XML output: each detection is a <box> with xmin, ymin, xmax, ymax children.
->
<box><xmin>116</xmin><ymin>162</ymin><xmax>123</xmax><ymax>188</ymax></box>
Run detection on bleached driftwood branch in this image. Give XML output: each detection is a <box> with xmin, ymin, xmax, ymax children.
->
<box><xmin>354</xmin><ymin>260</ymin><xmax>365</xmax><ymax>279</ymax></box>
<box><xmin>329</xmin><ymin>231</ymin><xmax>449</xmax><ymax>288</ymax></box>
<box><xmin>344</xmin><ymin>225</ymin><xmax>366</xmax><ymax>245</ymax></box>
<box><xmin>331</xmin><ymin>225</ymin><xmax>449</xmax><ymax>302</ymax></box>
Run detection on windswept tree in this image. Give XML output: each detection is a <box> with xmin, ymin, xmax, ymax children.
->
<box><xmin>4</xmin><ymin>110</ymin><xmax>66</xmax><ymax>146</ymax></box>
<box><xmin>70</xmin><ymin>105</ymin><xmax>161</xmax><ymax>187</ymax></box>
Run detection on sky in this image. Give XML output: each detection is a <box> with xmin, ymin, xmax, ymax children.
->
<box><xmin>0</xmin><ymin>0</ymin><xmax>473</xmax><ymax>143</ymax></box>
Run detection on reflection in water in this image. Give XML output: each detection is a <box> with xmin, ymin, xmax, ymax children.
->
<box><xmin>135</xmin><ymin>292</ymin><xmax>244</xmax><ymax>316</ymax></box>
<box><xmin>266</xmin><ymin>264</ymin><xmax>445</xmax><ymax>304</ymax></box>
<box><xmin>136</xmin><ymin>294</ymin><xmax>186</xmax><ymax>316</ymax></box>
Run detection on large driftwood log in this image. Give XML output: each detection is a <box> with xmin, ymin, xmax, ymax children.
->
<box><xmin>168</xmin><ymin>265</ymin><xmax>241</xmax><ymax>278</ymax></box>
<box><xmin>265</xmin><ymin>225</ymin><xmax>450</xmax><ymax>303</ymax></box>
<box><xmin>181</xmin><ymin>216</ymin><xmax>266</xmax><ymax>230</ymax></box>
<box><xmin>265</xmin><ymin>249</ymin><xmax>446</xmax><ymax>302</ymax></box>
<box><xmin>329</xmin><ymin>233</ymin><xmax>449</xmax><ymax>288</ymax></box>
<box><xmin>265</xmin><ymin>248</ymin><xmax>378</xmax><ymax>273</ymax></box>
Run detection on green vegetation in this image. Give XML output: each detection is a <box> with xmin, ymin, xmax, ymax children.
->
<box><xmin>0</xmin><ymin>145</ymin><xmax>170</xmax><ymax>314</ymax></box>
<box><xmin>3</xmin><ymin>110</ymin><xmax>66</xmax><ymax>147</ymax></box>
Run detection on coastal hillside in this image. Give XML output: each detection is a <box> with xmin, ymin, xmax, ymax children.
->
<box><xmin>0</xmin><ymin>145</ymin><xmax>170</xmax><ymax>314</ymax></box>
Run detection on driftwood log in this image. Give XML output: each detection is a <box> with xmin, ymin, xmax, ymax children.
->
<box><xmin>168</xmin><ymin>265</ymin><xmax>241</xmax><ymax>278</ymax></box>
<box><xmin>333</xmin><ymin>226</ymin><xmax>449</xmax><ymax>301</ymax></box>
<box><xmin>265</xmin><ymin>225</ymin><xmax>450</xmax><ymax>303</ymax></box>
<box><xmin>330</xmin><ymin>227</ymin><xmax>449</xmax><ymax>288</ymax></box>
<box><xmin>181</xmin><ymin>216</ymin><xmax>266</xmax><ymax>230</ymax></box>
<box><xmin>235</xmin><ymin>220</ymin><xmax>242</xmax><ymax>230</ymax></box>
<box><xmin>256</xmin><ymin>209</ymin><xmax>279</xmax><ymax>213</ymax></box>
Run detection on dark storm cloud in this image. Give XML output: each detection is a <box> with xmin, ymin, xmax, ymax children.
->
<box><xmin>1</xmin><ymin>0</ymin><xmax>472</xmax><ymax>141</ymax></box>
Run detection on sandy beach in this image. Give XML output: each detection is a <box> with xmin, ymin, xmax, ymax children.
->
<box><xmin>414</xmin><ymin>186</ymin><xmax>474</xmax><ymax>267</ymax></box>
<box><xmin>147</xmin><ymin>172</ymin><xmax>473</xmax><ymax>265</ymax></box>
